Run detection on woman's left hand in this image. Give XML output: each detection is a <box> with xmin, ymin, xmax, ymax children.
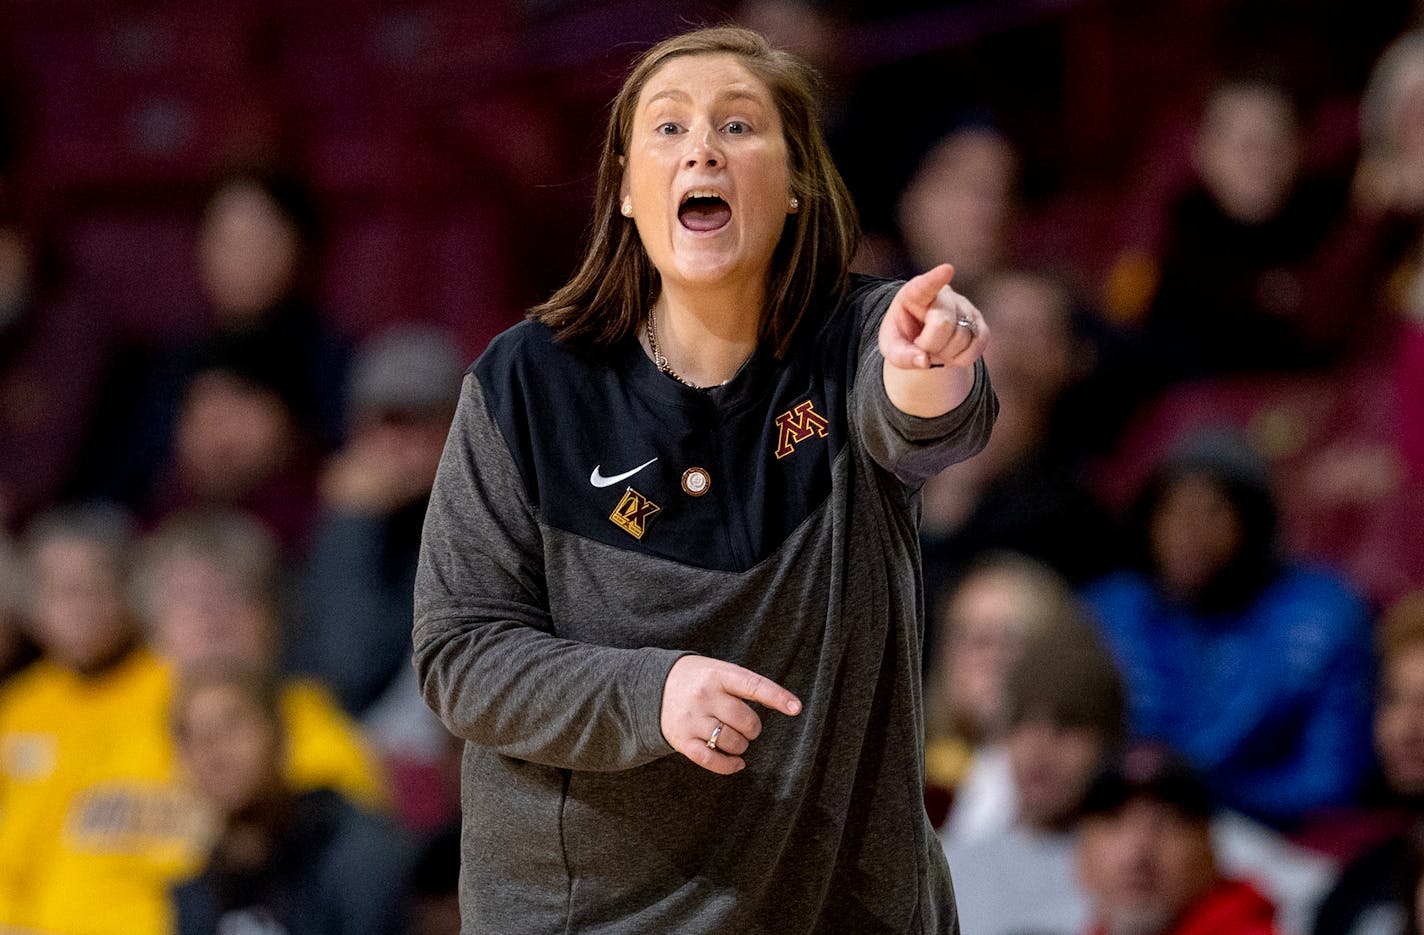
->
<box><xmin>878</xmin><ymin>263</ymin><xmax>987</xmax><ymax>371</ymax></box>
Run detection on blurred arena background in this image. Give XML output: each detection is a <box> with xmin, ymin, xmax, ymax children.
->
<box><xmin>3</xmin><ymin>1</ymin><xmax>1424</xmax><ymax>933</ymax></box>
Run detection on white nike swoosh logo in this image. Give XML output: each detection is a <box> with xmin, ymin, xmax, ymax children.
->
<box><xmin>589</xmin><ymin>457</ymin><xmax>659</xmax><ymax>488</ymax></box>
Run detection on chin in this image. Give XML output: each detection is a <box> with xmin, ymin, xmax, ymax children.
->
<box><xmin>667</xmin><ymin>259</ymin><xmax>745</xmax><ymax>288</ymax></box>
<box><xmin>1102</xmin><ymin>905</ymin><xmax>1176</xmax><ymax>935</ymax></box>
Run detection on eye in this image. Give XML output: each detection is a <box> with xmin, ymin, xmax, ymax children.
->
<box><xmin>656</xmin><ymin>122</ymin><xmax>682</xmax><ymax>136</ymax></box>
<box><xmin>724</xmin><ymin>120</ymin><xmax>749</xmax><ymax>135</ymax></box>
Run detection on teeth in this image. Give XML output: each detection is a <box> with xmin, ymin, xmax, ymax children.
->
<box><xmin>681</xmin><ymin>189</ymin><xmax>726</xmax><ymax>204</ymax></box>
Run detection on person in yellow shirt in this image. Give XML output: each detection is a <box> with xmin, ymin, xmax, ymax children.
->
<box><xmin>0</xmin><ymin>505</ymin><xmax>388</xmax><ymax>935</ymax></box>
<box><xmin>0</xmin><ymin>504</ymin><xmax>208</xmax><ymax>935</ymax></box>
<box><xmin>135</xmin><ymin>509</ymin><xmax>387</xmax><ymax>811</ymax></box>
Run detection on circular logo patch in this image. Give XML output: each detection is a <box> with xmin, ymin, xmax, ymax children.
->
<box><xmin>681</xmin><ymin>467</ymin><xmax>711</xmax><ymax>497</ymax></box>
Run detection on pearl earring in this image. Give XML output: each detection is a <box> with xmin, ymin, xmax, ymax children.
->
<box><xmin>621</xmin><ymin>200</ymin><xmax>633</xmax><ymax>217</ymax></box>
<box><xmin>789</xmin><ymin>196</ymin><xmax>800</xmax><ymax>212</ymax></box>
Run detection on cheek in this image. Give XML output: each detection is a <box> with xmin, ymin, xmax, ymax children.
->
<box><xmin>1379</xmin><ymin>706</ymin><xmax>1402</xmax><ymax>745</ymax></box>
<box><xmin>1077</xmin><ymin>834</ymin><xmax>1109</xmax><ymax>888</ymax></box>
<box><xmin>627</xmin><ymin>147</ymin><xmax>671</xmax><ymax>204</ymax></box>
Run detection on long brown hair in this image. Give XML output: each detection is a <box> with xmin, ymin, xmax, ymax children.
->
<box><xmin>529</xmin><ymin>25</ymin><xmax>860</xmax><ymax>358</ymax></box>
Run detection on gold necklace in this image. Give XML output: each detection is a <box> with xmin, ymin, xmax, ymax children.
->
<box><xmin>645</xmin><ymin>309</ymin><xmax>744</xmax><ymax>389</ymax></box>
<box><xmin>646</xmin><ymin>310</ymin><xmax>699</xmax><ymax>387</ymax></box>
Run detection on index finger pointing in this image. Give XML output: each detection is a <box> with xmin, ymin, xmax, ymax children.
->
<box><xmin>721</xmin><ymin>665</ymin><xmax>802</xmax><ymax>717</ymax></box>
<box><xmin>895</xmin><ymin>263</ymin><xmax>956</xmax><ymax>315</ymax></box>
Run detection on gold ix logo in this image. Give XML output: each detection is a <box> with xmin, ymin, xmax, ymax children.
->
<box><xmin>610</xmin><ymin>487</ymin><xmax>661</xmax><ymax>540</ymax></box>
<box><xmin>774</xmin><ymin>399</ymin><xmax>829</xmax><ymax>460</ymax></box>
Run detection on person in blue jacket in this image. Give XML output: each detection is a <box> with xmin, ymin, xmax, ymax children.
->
<box><xmin>1083</xmin><ymin>429</ymin><xmax>1374</xmax><ymax>828</ymax></box>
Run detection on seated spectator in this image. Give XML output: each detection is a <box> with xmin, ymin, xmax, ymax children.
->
<box><xmin>293</xmin><ymin>326</ymin><xmax>460</xmax><ymax>723</ymax></box>
<box><xmin>893</xmin><ymin>122</ymin><xmax>1020</xmax><ymax>294</ymax></box>
<box><xmin>945</xmin><ymin>616</ymin><xmax>1126</xmax><ymax>935</ymax></box>
<box><xmin>920</xmin><ymin>269</ymin><xmax>1117</xmax><ymax>596</ymax></box>
<box><xmin>136</xmin><ymin>509</ymin><xmax>387</xmax><ymax>810</ymax></box>
<box><xmin>292</xmin><ymin>325</ymin><xmax>461</xmax><ymax>827</ymax></box>
<box><xmin>0</xmin><ymin>503</ymin><xmax>207</xmax><ymax>935</ymax></box>
<box><xmin>1084</xmin><ymin>430</ymin><xmax>1375</xmax><ymax>828</ymax></box>
<box><xmin>927</xmin><ymin>552</ymin><xmax>1082</xmax><ymax>838</ymax></box>
<box><xmin>1354</xmin><ymin>31</ymin><xmax>1424</xmax><ymax>222</ymax></box>
<box><xmin>1134</xmin><ymin>75</ymin><xmax>1353</xmax><ymax>380</ymax></box>
<box><xmin>92</xmin><ymin>164</ymin><xmax>347</xmax><ymax>519</ymax></box>
<box><xmin>146</xmin><ymin>338</ymin><xmax>321</xmax><ymax>550</ymax></box>
<box><xmin>171</xmin><ymin>663</ymin><xmax>413</xmax><ymax>935</ymax></box>
<box><xmin>1314</xmin><ymin>592</ymin><xmax>1424</xmax><ymax>935</ymax></box>
<box><xmin>1077</xmin><ymin>743</ymin><xmax>1281</xmax><ymax>935</ymax></box>
<box><xmin>946</xmin><ymin>611</ymin><xmax>1333</xmax><ymax>935</ymax></box>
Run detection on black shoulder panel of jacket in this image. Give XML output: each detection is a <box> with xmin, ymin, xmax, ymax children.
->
<box><xmin>470</xmin><ymin>277</ymin><xmax>897</xmax><ymax>572</ymax></box>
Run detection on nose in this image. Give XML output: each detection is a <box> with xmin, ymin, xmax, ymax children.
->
<box><xmin>685</xmin><ymin>126</ymin><xmax>722</xmax><ymax>169</ymax></box>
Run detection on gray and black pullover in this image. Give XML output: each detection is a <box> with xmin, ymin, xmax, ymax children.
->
<box><xmin>413</xmin><ymin>275</ymin><xmax>997</xmax><ymax>934</ymax></box>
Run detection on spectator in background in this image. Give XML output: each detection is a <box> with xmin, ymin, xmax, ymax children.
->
<box><xmin>292</xmin><ymin>325</ymin><xmax>461</xmax><ymax>828</ymax></box>
<box><xmin>1245</xmin><ymin>29</ymin><xmax>1424</xmax><ymax>610</ymax></box>
<box><xmin>926</xmin><ymin>552</ymin><xmax>1082</xmax><ymax>837</ymax></box>
<box><xmin>1336</xmin><ymin>29</ymin><xmax>1424</xmax><ymax>352</ymax></box>
<box><xmin>171</xmin><ymin>663</ymin><xmax>414</xmax><ymax>935</ymax></box>
<box><xmin>192</xmin><ymin>163</ymin><xmax>348</xmax><ymax>445</ymax></box>
<box><xmin>0</xmin><ymin>503</ymin><xmax>209</xmax><ymax>935</ymax></box>
<box><xmin>0</xmin><ymin>193</ymin><xmax>113</xmax><ymax>529</ymax></box>
<box><xmin>1077</xmin><ymin>744</ymin><xmax>1281</xmax><ymax>935</ymax></box>
<box><xmin>945</xmin><ymin>617</ymin><xmax>1126</xmax><ymax>935</ymax></box>
<box><xmin>1355</xmin><ymin>31</ymin><xmax>1424</xmax><ymax>222</ymax></box>
<box><xmin>893</xmin><ymin>122</ymin><xmax>1020</xmax><ymax>293</ymax></box>
<box><xmin>294</xmin><ymin>326</ymin><xmax>460</xmax><ymax>721</ymax></box>
<box><xmin>145</xmin><ymin>338</ymin><xmax>321</xmax><ymax>550</ymax></box>
<box><xmin>1314</xmin><ymin>592</ymin><xmax>1424</xmax><ymax>935</ymax></box>
<box><xmin>947</xmin><ymin>609</ymin><xmax>1334</xmax><ymax>935</ymax></box>
<box><xmin>136</xmin><ymin>509</ymin><xmax>387</xmax><ymax>811</ymax></box>
<box><xmin>1090</xmin><ymin>35</ymin><xmax>1424</xmax><ymax>611</ymax></box>
<box><xmin>92</xmin><ymin>164</ymin><xmax>347</xmax><ymax>518</ymax></box>
<box><xmin>920</xmin><ymin>268</ymin><xmax>1116</xmax><ymax>601</ymax></box>
<box><xmin>1352</xmin><ymin>27</ymin><xmax>1424</xmax><ymax>486</ymax></box>
<box><xmin>1085</xmin><ymin>429</ymin><xmax>1375</xmax><ymax>828</ymax></box>
<box><xmin>1135</xmin><ymin>76</ymin><xmax>1353</xmax><ymax>380</ymax></box>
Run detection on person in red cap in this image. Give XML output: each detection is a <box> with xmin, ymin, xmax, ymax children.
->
<box><xmin>1076</xmin><ymin>743</ymin><xmax>1281</xmax><ymax>935</ymax></box>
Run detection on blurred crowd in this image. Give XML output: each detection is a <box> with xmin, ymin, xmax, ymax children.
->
<box><xmin>3</xmin><ymin>0</ymin><xmax>1424</xmax><ymax>933</ymax></box>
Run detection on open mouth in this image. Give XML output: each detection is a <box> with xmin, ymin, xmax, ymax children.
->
<box><xmin>678</xmin><ymin>191</ymin><xmax>732</xmax><ymax>232</ymax></box>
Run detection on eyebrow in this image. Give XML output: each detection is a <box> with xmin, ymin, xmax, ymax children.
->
<box><xmin>644</xmin><ymin>87</ymin><xmax>769</xmax><ymax>109</ymax></box>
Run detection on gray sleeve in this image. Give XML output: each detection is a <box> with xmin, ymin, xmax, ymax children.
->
<box><xmin>412</xmin><ymin>374</ymin><xmax>686</xmax><ymax>771</ymax></box>
<box><xmin>849</xmin><ymin>282</ymin><xmax>998</xmax><ymax>487</ymax></box>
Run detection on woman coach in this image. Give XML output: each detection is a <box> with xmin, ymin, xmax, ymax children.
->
<box><xmin>414</xmin><ymin>25</ymin><xmax>997</xmax><ymax>934</ymax></box>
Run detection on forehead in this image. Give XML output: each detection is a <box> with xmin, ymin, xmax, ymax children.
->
<box><xmin>35</xmin><ymin>536</ymin><xmax>112</xmax><ymax>569</ymax></box>
<box><xmin>1205</xmin><ymin>86</ymin><xmax>1295</xmax><ymax>128</ymax></box>
<box><xmin>637</xmin><ymin>53</ymin><xmax>775</xmax><ymax>111</ymax></box>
